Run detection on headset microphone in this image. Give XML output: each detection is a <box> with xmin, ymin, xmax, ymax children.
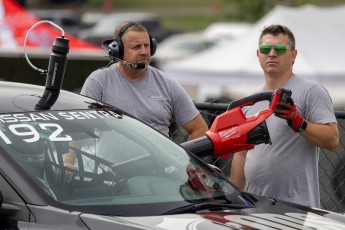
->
<box><xmin>113</xmin><ymin>57</ymin><xmax>146</xmax><ymax>69</ymax></box>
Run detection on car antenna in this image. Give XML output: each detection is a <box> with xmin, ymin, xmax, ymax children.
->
<box><xmin>24</xmin><ymin>20</ymin><xmax>70</xmax><ymax>110</ymax></box>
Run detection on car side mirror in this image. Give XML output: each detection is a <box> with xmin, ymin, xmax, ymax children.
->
<box><xmin>208</xmin><ymin>164</ymin><xmax>225</xmax><ymax>176</ymax></box>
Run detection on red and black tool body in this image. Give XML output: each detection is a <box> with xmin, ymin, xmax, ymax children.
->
<box><xmin>181</xmin><ymin>88</ymin><xmax>292</xmax><ymax>158</ymax></box>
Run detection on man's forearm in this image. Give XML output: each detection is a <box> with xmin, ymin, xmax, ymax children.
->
<box><xmin>63</xmin><ymin>140</ymin><xmax>83</xmax><ymax>165</ymax></box>
<box><xmin>230</xmin><ymin>151</ymin><xmax>247</xmax><ymax>190</ymax></box>
<box><xmin>300</xmin><ymin>122</ymin><xmax>339</xmax><ymax>151</ymax></box>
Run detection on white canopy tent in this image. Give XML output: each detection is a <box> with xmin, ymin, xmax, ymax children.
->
<box><xmin>162</xmin><ymin>5</ymin><xmax>345</xmax><ymax>106</ymax></box>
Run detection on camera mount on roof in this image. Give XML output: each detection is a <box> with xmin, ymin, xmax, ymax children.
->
<box><xmin>24</xmin><ymin>20</ymin><xmax>70</xmax><ymax>110</ymax></box>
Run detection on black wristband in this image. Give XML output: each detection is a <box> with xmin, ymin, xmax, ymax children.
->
<box><xmin>297</xmin><ymin>120</ymin><xmax>308</xmax><ymax>133</ymax></box>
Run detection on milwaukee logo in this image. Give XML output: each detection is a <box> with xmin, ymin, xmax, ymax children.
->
<box><xmin>219</xmin><ymin>126</ymin><xmax>239</xmax><ymax>140</ymax></box>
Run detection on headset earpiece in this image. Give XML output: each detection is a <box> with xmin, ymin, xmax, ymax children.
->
<box><xmin>102</xmin><ymin>22</ymin><xmax>157</xmax><ymax>59</ymax></box>
<box><xmin>150</xmin><ymin>35</ymin><xmax>157</xmax><ymax>56</ymax></box>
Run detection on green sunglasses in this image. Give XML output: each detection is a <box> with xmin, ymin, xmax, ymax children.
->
<box><xmin>259</xmin><ymin>45</ymin><xmax>290</xmax><ymax>55</ymax></box>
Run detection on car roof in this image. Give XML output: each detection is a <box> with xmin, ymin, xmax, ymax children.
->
<box><xmin>158</xmin><ymin>32</ymin><xmax>213</xmax><ymax>47</ymax></box>
<box><xmin>0</xmin><ymin>81</ymin><xmax>97</xmax><ymax>113</ymax></box>
<box><xmin>152</xmin><ymin>32</ymin><xmax>216</xmax><ymax>63</ymax></box>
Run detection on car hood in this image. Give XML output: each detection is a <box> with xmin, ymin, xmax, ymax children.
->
<box><xmin>79</xmin><ymin>200</ymin><xmax>345</xmax><ymax>229</ymax></box>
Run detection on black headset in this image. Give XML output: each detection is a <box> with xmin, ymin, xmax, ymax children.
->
<box><xmin>102</xmin><ymin>21</ymin><xmax>157</xmax><ymax>60</ymax></box>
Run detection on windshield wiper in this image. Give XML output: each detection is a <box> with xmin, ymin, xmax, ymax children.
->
<box><xmin>162</xmin><ymin>200</ymin><xmax>253</xmax><ymax>215</ymax></box>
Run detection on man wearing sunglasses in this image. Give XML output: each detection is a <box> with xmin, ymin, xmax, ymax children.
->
<box><xmin>231</xmin><ymin>24</ymin><xmax>339</xmax><ymax>208</ymax></box>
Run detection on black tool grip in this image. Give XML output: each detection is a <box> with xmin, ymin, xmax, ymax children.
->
<box><xmin>227</xmin><ymin>91</ymin><xmax>273</xmax><ymax>110</ymax></box>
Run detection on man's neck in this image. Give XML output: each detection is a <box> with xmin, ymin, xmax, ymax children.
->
<box><xmin>116</xmin><ymin>63</ymin><xmax>146</xmax><ymax>81</ymax></box>
<box><xmin>265</xmin><ymin>71</ymin><xmax>294</xmax><ymax>90</ymax></box>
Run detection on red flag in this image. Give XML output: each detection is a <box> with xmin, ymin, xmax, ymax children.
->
<box><xmin>0</xmin><ymin>0</ymin><xmax>102</xmax><ymax>52</ymax></box>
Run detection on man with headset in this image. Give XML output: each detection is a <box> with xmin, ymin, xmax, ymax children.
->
<box><xmin>80</xmin><ymin>21</ymin><xmax>208</xmax><ymax>139</ymax></box>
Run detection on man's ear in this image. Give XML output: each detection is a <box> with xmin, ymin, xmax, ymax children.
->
<box><xmin>292</xmin><ymin>49</ymin><xmax>297</xmax><ymax>65</ymax></box>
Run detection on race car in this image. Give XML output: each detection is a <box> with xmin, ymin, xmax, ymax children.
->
<box><xmin>0</xmin><ymin>82</ymin><xmax>345</xmax><ymax>229</ymax></box>
<box><xmin>1</xmin><ymin>23</ymin><xmax>345</xmax><ymax>229</ymax></box>
<box><xmin>2</xmin><ymin>81</ymin><xmax>345</xmax><ymax>229</ymax></box>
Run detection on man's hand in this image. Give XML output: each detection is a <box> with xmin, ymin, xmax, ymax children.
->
<box><xmin>55</xmin><ymin>164</ymin><xmax>79</xmax><ymax>185</ymax></box>
<box><xmin>274</xmin><ymin>97</ymin><xmax>304</xmax><ymax>132</ymax></box>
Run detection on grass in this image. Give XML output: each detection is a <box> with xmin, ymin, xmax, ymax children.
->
<box><xmin>85</xmin><ymin>0</ymin><xmax>241</xmax><ymax>32</ymax></box>
<box><xmin>161</xmin><ymin>15</ymin><xmax>217</xmax><ymax>32</ymax></box>
<box><xmin>87</xmin><ymin>0</ymin><xmax>224</xmax><ymax>9</ymax></box>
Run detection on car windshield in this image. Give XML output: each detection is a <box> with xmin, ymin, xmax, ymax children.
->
<box><xmin>0</xmin><ymin>107</ymin><xmax>244</xmax><ymax>215</ymax></box>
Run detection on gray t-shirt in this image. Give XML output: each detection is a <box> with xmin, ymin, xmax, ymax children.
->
<box><xmin>80</xmin><ymin>64</ymin><xmax>199</xmax><ymax>136</ymax></box>
<box><xmin>243</xmin><ymin>75</ymin><xmax>336</xmax><ymax>208</ymax></box>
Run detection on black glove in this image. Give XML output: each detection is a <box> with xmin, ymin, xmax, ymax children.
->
<box><xmin>274</xmin><ymin>97</ymin><xmax>305</xmax><ymax>132</ymax></box>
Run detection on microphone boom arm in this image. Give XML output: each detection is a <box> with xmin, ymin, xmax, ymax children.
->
<box><xmin>113</xmin><ymin>57</ymin><xmax>145</xmax><ymax>69</ymax></box>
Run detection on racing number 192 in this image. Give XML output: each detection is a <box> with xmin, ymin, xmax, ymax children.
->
<box><xmin>0</xmin><ymin>123</ymin><xmax>72</xmax><ymax>144</ymax></box>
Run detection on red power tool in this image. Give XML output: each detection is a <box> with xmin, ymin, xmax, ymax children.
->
<box><xmin>181</xmin><ymin>88</ymin><xmax>292</xmax><ymax>158</ymax></box>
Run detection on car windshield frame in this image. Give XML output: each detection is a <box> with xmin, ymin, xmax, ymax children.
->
<box><xmin>0</xmin><ymin>108</ymin><xmax>247</xmax><ymax>216</ymax></box>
